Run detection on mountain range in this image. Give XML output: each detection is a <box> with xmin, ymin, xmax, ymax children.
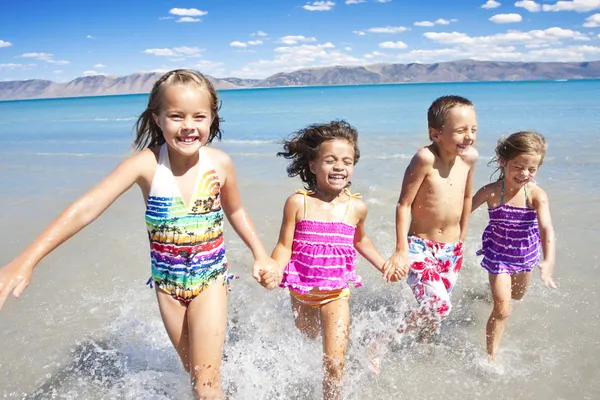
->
<box><xmin>1</xmin><ymin>59</ymin><xmax>599</xmax><ymax>100</ymax></box>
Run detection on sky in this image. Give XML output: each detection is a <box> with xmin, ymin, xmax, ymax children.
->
<box><xmin>1</xmin><ymin>0</ymin><xmax>600</xmax><ymax>82</ymax></box>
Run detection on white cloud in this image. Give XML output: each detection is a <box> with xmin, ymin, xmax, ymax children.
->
<box><xmin>234</xmin><ymin>42</ymin><xmax>366</xmax><ymax>78</ymax></box>
<box><xmin>194</xmin><ymin>60</ymin><xmax>225</xmax><ymax>76</ymax></box>
<box><xmin>176</xmin><ymin>17</ymin><xmax>200</xmax><ymax>23</ymax></box>
<box><xmin>353</xmin><ymin>30</ymin><xmax>366</xmax><ymax>35</ymax></box>
<box><xmin>376</xmin><ymin>0</ymin><xmax>392</xmax><ymax>2</ymax></box>
<box><xmin>366</xmin><ymin>26</ymin><xmax>410</xmax><ymax>33</ymax></box>
<box><xmin>86</xmin><ymin>35</ymin><xmax>94</xmax><ymax>39</ymax></box>
<box><xmin>584</xmin><ymin>13</ymin><xmax>600</xmax><ymax>26</ymax></box>
<box><xmin>94</xmin><ymin>63</ymin><xmax>106</xmax><ymax>68</ymax></box>
<box><xmin>0</xmin><ymin>63</ymin><xmax>26</xmax><ymax>69</ymax></box>
<box><xmin>144</xmin><ymin>47</ymin><xmax>203</xmax><ymax>57</ymax></box>
<box><xmin>414</xmin><ymin>19</ymin><xmax>451</xmax><ymax>27</ymax></box>
<box><xmin>83</xmin><ymin>70</ymin><xmax>105</xmax><ymax>76</ymax></box>
<box><xmin>302</xmin><ymin>1</ymin><xmax>335</xmax><ymax>11</ymax></box>
<box><xmin>21</xmin><ymin>52</ymin><xmax>53</xmax><ymax>60</ymax></box>
<box><xmin>159</xmin><ymin>16</ymin><xmax>174</xmax><ymax>20</ymax></box>
<box><xmin>169</xmin><ymin>8</ymin><xmax>207</xmax><ymax>17</ymax></box>
<box><xmin>489</xmin><ymin>13</ymin><xmax>523</xmax><ymax>23</ymax></box>
<box><xmin>252</xmin><ymin>30</ymin><xmax>268</xmax><ymax>36</ymax></box>
<box><xmin>230</xmin><ymin>40</ymin><xmax>263</xmax><ymax>47</ymax></box>
<box><xmin>515</xmin><ymin>1</ymin><xmax>542</xmax><ymax>12</ymax></box>
<box><xmin>345</xmin><ymin>0</ymin><xmax>366</xmax><ymax>3</ymax></box>
<box><xmin>542</xmin><ymin>0</ymin><xmax>600</xmax><ymax>12</ymax></box>
<box><xmin>345</xmin><ymin>46</ymin><xmax>353</xmax><ymax>51</ymax></box>
<box><xmin>482</xmin><ymin>0</ymin><xmax>501</xmax><ymax>8</ymax></box>
<box><xmin>0</xmin><ymin>40</ymin><xmax>12</xmax><ymax>47</ymax></box>
<box><xmin>54</xmin><ymin>70</ymin><xmax>63</xmax><ymax>74</ymax></box>
<box><xmin>379</xmin><ymin>41</ymin><xmax>408</xmax><ymax>49</ymax></box>
<box><xmin>424</xmin><ymin>27</ymin><xmax>590</xmax><ymax>46</ymax></box>
<box><xmin>47</xmin><ymin>60</ymin><xmax>70</xmax><ymax>65</ymax></box>
<box><xmin>279</xmin><ymin>35</ymin><xmax>318</xmax><ymax>44</ymax></box>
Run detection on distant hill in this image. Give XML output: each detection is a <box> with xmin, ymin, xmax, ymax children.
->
<box><xmin>1</xmin><ymin>60</ymin><xmax>599</xmax><ymax>100</ymax></box>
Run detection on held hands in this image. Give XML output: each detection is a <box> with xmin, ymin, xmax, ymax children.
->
<box><xmin>0</xmin><ymin>259</ymin><xmax>34</xmax><ymax>310</ymax></box>
<box><xmin>381</xmin><ymin>251</ymin><xmax>410</xmax><ymax>282</ymax></box>
<box><xmin>252</xmin><ymin>257</ymin><xmax>282</xmax><ymax>290</ymax></box>
<box><xmin>538</xmin><ymin>260</ymin><xmax>557</xmax><ymax>289</ymax></box>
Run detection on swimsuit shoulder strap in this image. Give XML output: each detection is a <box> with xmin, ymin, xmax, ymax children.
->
<box><xmin>524</xmin><ymin>184</ymin><xmax>531</xmax><ymax>208</ymax></box>
<box><xmin>500</xmin><ymin>179</ymin><xmax>505</xmax><ymax>205</ymax></box>
<box><xmin>343</xmin><ymin>188</ymin><xmax>361</xmax><ymax>217</ymax></box>
<box><xmin>295</xmin><ymin>189</ymin><xmax>313</xmax><ymax>219</ymax></box>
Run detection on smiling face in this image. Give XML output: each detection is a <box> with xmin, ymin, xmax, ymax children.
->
<box><xmin>152</xmin><ymin>84</ymin><xmax>213</xmax><ymax>157</ymax></box>
<box><xmin>309</xmin><ymin>139</ymin><xmax>356</xmax><ymax>193</ymax></box>
<box><xmin>502</xmin><ymin>152</ymin><xmax>542</xmax><ymax>187</ymax></box>
<box><xmin>431</xmin><ymin>105</ymin><xmax>477</xmax><ymax>157</ymax></box>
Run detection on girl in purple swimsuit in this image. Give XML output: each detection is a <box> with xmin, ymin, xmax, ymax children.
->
<box><xmin>472</xmin><ymin>131</ymin><xmax>557</xmax><ymax>361</ymax></box>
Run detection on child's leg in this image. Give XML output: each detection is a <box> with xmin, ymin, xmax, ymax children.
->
<box><xmin>186</xmin><ymin>282</ymin><xmax>228</xmax><ymax>400</ymax></box>
<box><xmin>511</xmin><ymin>271</ymin><xmax>533</xmax><ymax>300</ymax></box>
<box><xmin>290</xmin><ymin>294</ymin><xmax>321</xmax><ymax>339</ymax></box>
<box><xmin>320</xmin><ymin>298</ymin><xmax>350</xmax><ymax>400</ymax></box>
<box><xmin>155</xmin><ymin>288</ymin><xmax>191</xmax><ymax>372</ymax></box>
<box><xmin>486</xmin><ymin>273</ymin><xmax>512</xmax><ymax>360</ymax></box>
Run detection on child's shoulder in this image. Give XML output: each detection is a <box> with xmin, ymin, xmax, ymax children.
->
<box><xmin>285</xmin><ymin>191</ymin><xmax>306</xmax><ymax>209</ymax></box>
<box><xmin>462</xmin><ymin>146</ymin><xmax>479</xmax><ymax>167</ymax></box>
<box><xmin>203</xmin><ymin>146</ymin><xmax>233</xmax><ymax>167</ymax></box>
<box><xmin>528</xmin><ymin>182</ymin><xmax>549</xmax><ymax>206</ymax></box>
<box><xmin>411</xmin><ymin>146</ymin><xmax>437</xmax><ymax>167</ymax></box>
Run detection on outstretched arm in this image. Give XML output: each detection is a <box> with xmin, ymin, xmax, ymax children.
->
<box><xmin>534</xmin><ymin>187</ymin><xmax>557</xmax><ymax>289</ymax></box>
<box><xmin>0</xmin><ymin>150</ymin><xmax>152</xmax><ymax>309</ymax></box>
<box><xmin>218</xmin><ymin>152</ymin><xmax>279</xmax><ymax>288</ymax></box>
<box><xmin>382</xmin><ymin>149</ymin><xmax>430</xmax><ymax>281</ymax></box>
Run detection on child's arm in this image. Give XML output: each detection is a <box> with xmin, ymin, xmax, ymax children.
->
<box><xmin>533</xmin><ymin>186</ymin><xmax>557</xmax><ymax>289</ymax></box>
<box><xmin>0</xmin><ymin>150</ymin><xmax>154</xmax><ymax>309</ymax></box>
<box><xmin>460</xmin><ymin>149</ymin><xmax>478</xmax><ymax>241</ymax></box>
<box><xmin>471</xmin><ymin>185</ymin><xmax>490</xmax><ymax>213</ymax></box>
<box><xmin>382</xmin><ymin>148</ymin><xmax>431</xmax><ymax>281</ymax></box>
<box><xmin>352</xmin><ymin>200</ymin><xmax>389</xmax><ymax>275</ymax></box>
<box><xmin>271</xmin><ymin>194</ymin><xmax>302</xmax><ymax>279</ymax></box>
<box><xmin>216</xmin><ymin>150</ymin><xmax>279</xmax><ymax>289</ymax></box>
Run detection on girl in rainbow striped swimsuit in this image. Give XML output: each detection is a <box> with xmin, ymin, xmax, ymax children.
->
<box><xmin>0</xmin><ymin>69</ymin><xmax>279</xmax><ymax>399</ymax></box>
<box><xmin>271</xmin><ymin>120</ymin><xmax>404</xmax><ymax>400</ymax></box>
<box><xmin>472</xmin><ymin>131</ymin><xmax>557</xmax><ymax>361</ymax></box>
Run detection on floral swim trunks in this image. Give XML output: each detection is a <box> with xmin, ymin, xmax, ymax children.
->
<box><xmin>406</xmin><ymin>235</ymin><xmax>464</xmax><ymax>323</ymax></box>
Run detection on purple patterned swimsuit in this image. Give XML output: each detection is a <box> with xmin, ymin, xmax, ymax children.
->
<box><xmin>477</xmin><ymin>182</ymin><xmax>541</xmax><ymax>275</ymax></box>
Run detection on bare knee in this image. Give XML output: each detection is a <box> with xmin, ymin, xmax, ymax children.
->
<box><xmin>295</xmin><ymin>315</ymin><xmax>320</xmax><ymax>339</ymax></box>
<box><xmin>323</xmin><ymin>354</ymin><xmax>345</xmax><ymax>382</ymax></box>
<box><xmin>492</xmin><ymin>301</ymin><xmax>512</xmax><ymax>321</ymax></box>
<box><xmin>511</xmin><ymin>289</ymin><xmax>527</xmax><ymax>301</ymax></box>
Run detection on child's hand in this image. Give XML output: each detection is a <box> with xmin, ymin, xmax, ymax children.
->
<box><xmin>0</xmin><ymin>260</ymin><xmax>33</xmax><ymax>310</ymax></box>
<box><xmin>252</xmin><ymin>258</ymin><xmax>281</xmax><ymax>290</ymax></box>
<box><xmin>382</xmin><ymin>252</ymin><xmax>409</xmax><ymax>282</ymax></box>
<box><xmin>538</xmin><ymin>260</ymin><xmax>557</xmax><ymax>289</ymax></box>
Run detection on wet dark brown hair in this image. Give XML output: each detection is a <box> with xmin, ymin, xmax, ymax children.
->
<box><xmin>491</xmin><ymin>131</ymin><xmax>548</xmax><ymax>180</ymax></box>
<box><xmin>133</xmin><ymin>69</ymin><xmax>222</xmax><ymax>150</ymax></box>
<box><xmin>277</xmin><ymin>120</ymin><xmax>360</xmax><ymax>191</ymax></box>
<box><xmin>427</xmin><ymin>95</ymin><xmax>474</xmax><ymax>140</ymax></box>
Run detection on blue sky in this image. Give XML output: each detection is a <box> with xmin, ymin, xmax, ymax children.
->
<box><xmin>1</xmin><ymin>0</ymin><xmax>599</xmax><ymax>82</ymax></box>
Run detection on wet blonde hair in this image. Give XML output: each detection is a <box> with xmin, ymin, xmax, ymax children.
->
<box><xmin>491</xmin><ymin>131</ymin><xmax>548</xmax><ymax>180</ymax></box>
<box><xmin>133</xmin><ymin>69</ymin><xmax>222</xmax><ymax>150</ymax></box>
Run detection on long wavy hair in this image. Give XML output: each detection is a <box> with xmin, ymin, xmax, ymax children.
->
<box><xmin>277</xmin><ymin>120</ymin><xmax>360</xmax><ymax>192</ymax></box>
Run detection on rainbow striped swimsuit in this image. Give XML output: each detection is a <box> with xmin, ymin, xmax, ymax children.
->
<box><xmin>145</xmin><ymin>144</ymin><xmax>228</xmax><ymax>303</ymax></box>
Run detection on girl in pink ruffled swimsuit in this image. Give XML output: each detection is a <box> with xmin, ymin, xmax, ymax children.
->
<box><xmin>271</xmin><ymin>120</ymin><xmax>403</xmax><ymax>400</ymax></box>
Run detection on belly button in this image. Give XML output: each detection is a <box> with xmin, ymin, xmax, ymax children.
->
<box><xmin>438</xmin><ymin>229</ymin><xmax>443</xmax><ymax>234</ymax></box>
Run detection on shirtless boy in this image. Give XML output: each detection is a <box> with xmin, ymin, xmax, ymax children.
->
<box><xmin>383</xmin><ymin>95</ymin><xmax>478</xmax><ymax>339</ymax></box>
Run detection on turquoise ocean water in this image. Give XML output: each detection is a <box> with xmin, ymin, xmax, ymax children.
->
<box><xmin>0</xmin><ymin>80</ymin><xmax>599</xmax><ymax>399</ymax></box>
